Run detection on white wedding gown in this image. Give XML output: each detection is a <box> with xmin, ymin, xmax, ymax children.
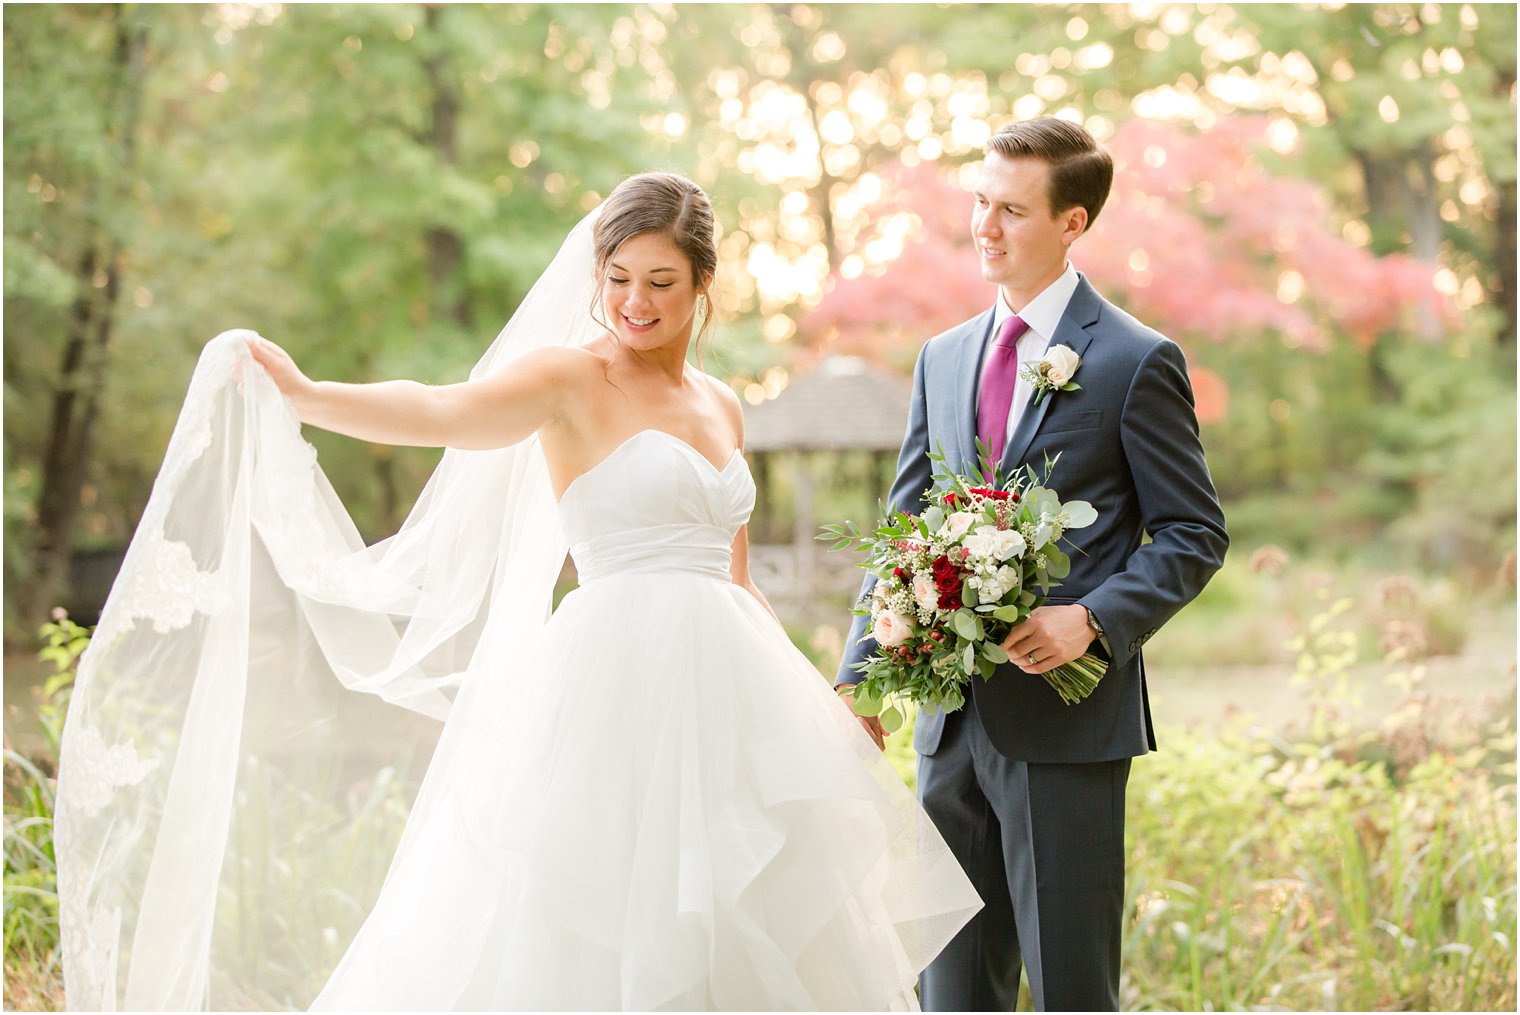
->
<box><xmin>304</xmin><ymin>428</ymin><xmax>981</xmax><ymax>1011</ymax></box>
<box><xmin>55</xmin><ymin>208</ymin><xmax>979</xmax><ymax>1011</ymax></box>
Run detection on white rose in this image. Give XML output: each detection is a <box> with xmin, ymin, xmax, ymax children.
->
<box><xmin>872</xmin><ymin>608</ymin><xmax>914</xmax><ymax>647</ymax></box>
<box><xmin>911</xmin><ymin>573</ymin><xmax>939</xmax><ymax>613</ymax></box>
<box><xmin>991</xmin><ymin>529</ymin><xmax>1027</xmax><ymax>561</ymax></box>
<box><xmin>939</xmin><ymin>511</ymin><xmax>977</xmax><ymax>542</ymax></box>
<box><xmin>962</xmin><ymin>525</ymin><xmax>1001</xmax><ymax>561</ymax></box>
<box><xmin>1042</xmin><ymin>345</ymin><xmax>1081</xmax><ymax>387</ymax></box>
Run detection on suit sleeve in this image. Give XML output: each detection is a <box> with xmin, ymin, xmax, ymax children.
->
<box><xmin>1078</xmin><ymin>339</ymin><xmax>1228</xmax><ymax>671</ymax></box>
<box><xmin>834</xmin><ymin>343</ymin><xmax>937</xmax><ymax>688</ymax></box>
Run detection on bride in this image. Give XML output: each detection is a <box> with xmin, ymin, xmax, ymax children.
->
<box><xmin>54</xmin><ymin>172</ymin><xmax>980</xmax><ymax>1011</ymax></box>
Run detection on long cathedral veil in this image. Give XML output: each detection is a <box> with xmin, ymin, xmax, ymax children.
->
<box><xmin>54</xmin><ymin>209</ymin><xmax>604</xmax><ymax>1009</ymax></box>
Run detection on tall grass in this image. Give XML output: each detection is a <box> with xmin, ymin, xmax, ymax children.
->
<box><xmin>6</xmin><ymin>591</ymin><xmax>1516</xmax><ymax>1011</ymax></box>
<box><xmin>3</xmin><ymin>614</ymin><xmax>87</xmax><ymax>1012</ymax></box>
<box><xmin>882</xmin><ymin>587</ymin><xmax>1517</xmax><ymax>1011</ymax></box>
<box><xmin>1122</xmin><ymin>589</ymin><xmax>1515</xmax><ymax>1010</ymax></box>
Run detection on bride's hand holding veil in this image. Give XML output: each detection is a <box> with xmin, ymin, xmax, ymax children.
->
<box><xmin>245</xmin><ymin>333</ymin><xmax>591</xmax><ymax>453</ymax></box>
<box><xmin>243</xmin><ymin>334</ymin><xmax>311</xmax><ymax>400</ymax></box>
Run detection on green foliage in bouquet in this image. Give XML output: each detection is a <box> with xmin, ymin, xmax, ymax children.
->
<box><xmin>821</xmin><ymin>442</ymin><xmax>1106</xmax><ymax>727</ymax></box>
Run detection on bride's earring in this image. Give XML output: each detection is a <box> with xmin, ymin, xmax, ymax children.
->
<box><xmin>697</xmin><ymin>293</ymin><xmax>708</xmax><ymax>317</ymax></box>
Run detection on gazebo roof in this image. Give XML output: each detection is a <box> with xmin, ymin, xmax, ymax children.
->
<box><xmin>743</xmin><ymin>355</ymin><xmax>911</xmax><ymax>452</ymax></box>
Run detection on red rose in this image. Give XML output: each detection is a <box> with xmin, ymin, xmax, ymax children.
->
<box><xmin>931</xmin><ymin>554</ymin><xmax>964</xmax><ymax>609</ymax></box>
<box><xmin>942</xmin><ymin>492</ymin><xmax>960</xmax><ymax>507</ymax></box>
<box><xmin>892</xmin><ymin>567</ymin><xmax>910</xmax><ymax>583</ymax></box>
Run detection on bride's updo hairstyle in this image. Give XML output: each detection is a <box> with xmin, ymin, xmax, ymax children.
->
<box><xmin>591</xmin><ymin>172</ymin><xmax>718</xmax><ymax>351</ymax></box>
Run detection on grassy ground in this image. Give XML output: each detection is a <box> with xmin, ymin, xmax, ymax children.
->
<box><xmin>6</xmin><ymin>583</ymin><xmax>1515</xmax><ymax>1010</ymax></box>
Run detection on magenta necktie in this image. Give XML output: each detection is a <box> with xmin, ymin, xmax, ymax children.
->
<box><xmin>976</xmin><ymin>314</ymin><xmax>1030</xmax><ymax>464</ymax></box>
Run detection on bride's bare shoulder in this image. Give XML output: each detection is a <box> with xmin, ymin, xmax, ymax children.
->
<box><xmin>507</xmin><ymin>344</ymin><xmax>607</xmax><ymax>387</ymax></box>
<box><xmin>696</xmin><ymin>370</ymin><xmax>745</xmax><ymax>445</ymax></box>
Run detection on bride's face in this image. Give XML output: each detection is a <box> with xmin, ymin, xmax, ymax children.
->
<box><xmin>601</xmin><ymin>231</ymin><xmax>703</xmax><ymax>352</ymax></box>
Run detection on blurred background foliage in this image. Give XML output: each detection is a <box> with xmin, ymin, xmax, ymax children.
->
<box><xmin>4</xmin><ymin>2</ymin><xmax>1515</xmax><ymax>641</ymax></box>
<box><xmin>4</xmin><ymin>5</ymin><xmax>1515</xmax><ymax>1010</ymax></box>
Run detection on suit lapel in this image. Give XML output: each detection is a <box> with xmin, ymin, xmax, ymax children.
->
<box><xmin>953</xmin><ymin>309</ymin><xmax>997</xmax><ymax>473</ymax></box>
<box><xmin>999</xmin><ymin>276</ymin><xmax>1103</xmax><ymax>474</ymax></box>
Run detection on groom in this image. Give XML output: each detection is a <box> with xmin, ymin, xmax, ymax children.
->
<box><xmin>837</xmin><ymin>117</ymin><xmax>1228</xmax><ymax>1011</ymax></box>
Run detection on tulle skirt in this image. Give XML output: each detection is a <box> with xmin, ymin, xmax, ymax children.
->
<box><xmin>311</xmin><ymin>573</ymin><xmax>981</xmax><ymax>1011</ymax></box>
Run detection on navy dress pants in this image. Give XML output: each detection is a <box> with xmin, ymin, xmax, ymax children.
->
<box><xmin>917</xmin><ymin>696</ymin><xmax>1131</xmax><ymax>1012</ymax></box>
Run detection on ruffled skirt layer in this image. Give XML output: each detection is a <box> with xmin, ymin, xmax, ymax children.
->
<box><xmin>312</xmin><ymin>574</ymin><xmax>980</xmax><ymax>1011</ymax></box>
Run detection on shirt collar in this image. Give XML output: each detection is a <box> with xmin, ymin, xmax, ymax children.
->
<box><xmin>991</xmin><ymin>262</ymin><xmax>1080</xmax><ymax>345</ymax></box>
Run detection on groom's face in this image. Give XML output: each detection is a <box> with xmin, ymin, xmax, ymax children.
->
<box><xmin>971</xmin><ymin>152</ymin><xmax>1085</xmax><ymax>302</ymax></box>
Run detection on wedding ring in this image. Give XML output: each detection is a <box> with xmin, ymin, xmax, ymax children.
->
<box><xmin>1027</xmin><ymin>652</ymin><xmax>1037</xmax><ymax>666</ymax></box>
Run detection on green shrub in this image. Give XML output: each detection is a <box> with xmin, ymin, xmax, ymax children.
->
<box><xmin>4</xmin><ymin>612</ymin><xmax>86</xmax><ymax>1011</ymax></box>
<box><xmin>1123</xmin><ymin>593</ymin><xmax>1515</xmax><ymax>1011</ymax></box>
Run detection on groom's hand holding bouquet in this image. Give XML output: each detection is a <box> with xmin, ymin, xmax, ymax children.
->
<box><xmin>822</xmin><ymin>444</ymin><xmax>1107</xmax><ymax>737</ymax></box>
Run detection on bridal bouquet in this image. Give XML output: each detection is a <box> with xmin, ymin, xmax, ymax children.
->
<box><xmin>821</xmin><ymin>446</ymin><xmax>1107</xmax><ymax>731</ymax></box>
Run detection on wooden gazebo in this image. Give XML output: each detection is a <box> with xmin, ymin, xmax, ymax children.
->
<box><xmin>741</xmin><ymin>355</ymin><xmax>912</xmax><ymax>619</ymax></box>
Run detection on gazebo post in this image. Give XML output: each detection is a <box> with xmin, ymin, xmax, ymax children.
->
<box><xmin>792</xmin><ymin>451</ymin><xmax>815</xmax><ymax>614</ymax></box>
<box><xmin>740</xmin><ymin>355</ymin><xmax>912</xmax><ymax>628</ymax></box>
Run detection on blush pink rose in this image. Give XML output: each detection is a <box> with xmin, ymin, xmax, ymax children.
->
<box><xmin>872</xmin><ymin>608</ymin><xmax>914</xmax><ymax>648</ymax></box>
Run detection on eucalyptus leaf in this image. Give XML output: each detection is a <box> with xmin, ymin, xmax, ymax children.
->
<box><xmin>982</xmin><ymin>642</ymin><xmax>1009</xmax><ymax>663</ymax></box>
<box><xmin>952</xmin><ymin>610</ymin><xmax>978</xmax><ymax>640</ymax></box>
<box><xmin>880</xmin><ymin>704</ymin><xmax>904</xmax><ymax>734</ymax></box>
<box><xmin>1044</xmin><ymin>546</ymin><xmax>1071</xmax><ymax>580</ymax></box>
<box><xmin>850</xmin><ymin>686</ymin><xmax>881</xmax><ymax>716</ymax></box>
<box><xmin>1063</xmin><ymin>500</ymin><xmax>1097</xmax><ymax>528</ymax></box>
<box><xmin>1029</xmin><ymin>488</ymin><xmax>1061</xmax><ymax>516</ymax></box>
<box><xmin>962</xmin><ymin>642</ymin><xmax>976</xmax><ymax>673</ymax></box>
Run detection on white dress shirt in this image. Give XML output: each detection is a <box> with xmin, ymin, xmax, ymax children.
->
<box><xmin>979</xmin><ymin>262</ymin><xmax>1081</xmax><ymax>446</ymax></box>
<box><xmin>977</xmin><ymin>262</ymin><xmax>1108</xmax><ymax>649</ymax></box>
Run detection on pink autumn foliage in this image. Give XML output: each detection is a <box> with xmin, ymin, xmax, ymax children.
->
<box><xmin>803</xmin><ymin>116</ymin><xmax>1450</xmax><ymax>424</ymax></box>
<box><xmin>803</xmin><ymin>162</ymin><xmax>993</xmax><ymax>363</ymax></box>
<box><xmin>1082</xmin><ymin>117</ymin><xmax>1448</xmax><ymax>351</ymax></box>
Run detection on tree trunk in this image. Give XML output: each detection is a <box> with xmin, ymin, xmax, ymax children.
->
<box><xmin>421</xmin><ymin>4</ymin><xmax>467</xmax><ymax>328</ymax></box>
<box><xmin>1495</xmin><ymin>175</ymin><xmax>1517</xmax><ymax>347</ymax></box>
<box><xmin>1494</xmin><ymin>66</ymin><xmax>1517</xmax><ymax>346</ymax></box>
<box><xmin>772</xmin><ymin>5</ymin><xmax>840</xmax><ymax>280</ymax></box>
<box><xmin>31</xmin><ymin>10</ymin><xmax>147</xmax><ymax>621</ymax></box>
<box><xmin>1402</xmin><ymin>140</ymin><xmax>1442</xmax><ymax>339</ymax></box>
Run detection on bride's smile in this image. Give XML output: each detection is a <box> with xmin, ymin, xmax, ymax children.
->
<box><xmin>601</xmin><ymin>230</ymin><xmax>702</xmax><ymax>351</ymax></box>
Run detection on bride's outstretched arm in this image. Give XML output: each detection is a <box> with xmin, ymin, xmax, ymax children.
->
<box><xmin>246</xmin><ymin>335</ymin><xmax>590</xmax><ymax>450</ymax></box>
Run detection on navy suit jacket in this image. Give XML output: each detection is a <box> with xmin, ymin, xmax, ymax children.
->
<box><xmin>836</xmin><ymin>275</ymin><xmax>1228</xmax><ymax>763</ymax></box>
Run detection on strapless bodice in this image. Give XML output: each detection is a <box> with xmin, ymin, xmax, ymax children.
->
<box><xmin>557</xmin><ymin>429</ymin><xmax>756</xmax><ymax>583</ymax></box>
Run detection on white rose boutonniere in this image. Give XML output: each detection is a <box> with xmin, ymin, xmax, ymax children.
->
<box><xmin>1020</xmin><ymin>344</ymin><xmax>1083</xmax><ymax>406</ymax></box>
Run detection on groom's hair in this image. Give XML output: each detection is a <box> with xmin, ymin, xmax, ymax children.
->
<box><xmin>986</xmin><ymin>118</ymin><xmax>1113</xmax><ymax>230</ymax></box>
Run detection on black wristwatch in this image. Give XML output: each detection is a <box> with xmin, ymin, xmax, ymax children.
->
<box><xmin>1084</xmin><ymin>606</ymin><xmax>1105</xmax><ymax>639</ymax></box>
